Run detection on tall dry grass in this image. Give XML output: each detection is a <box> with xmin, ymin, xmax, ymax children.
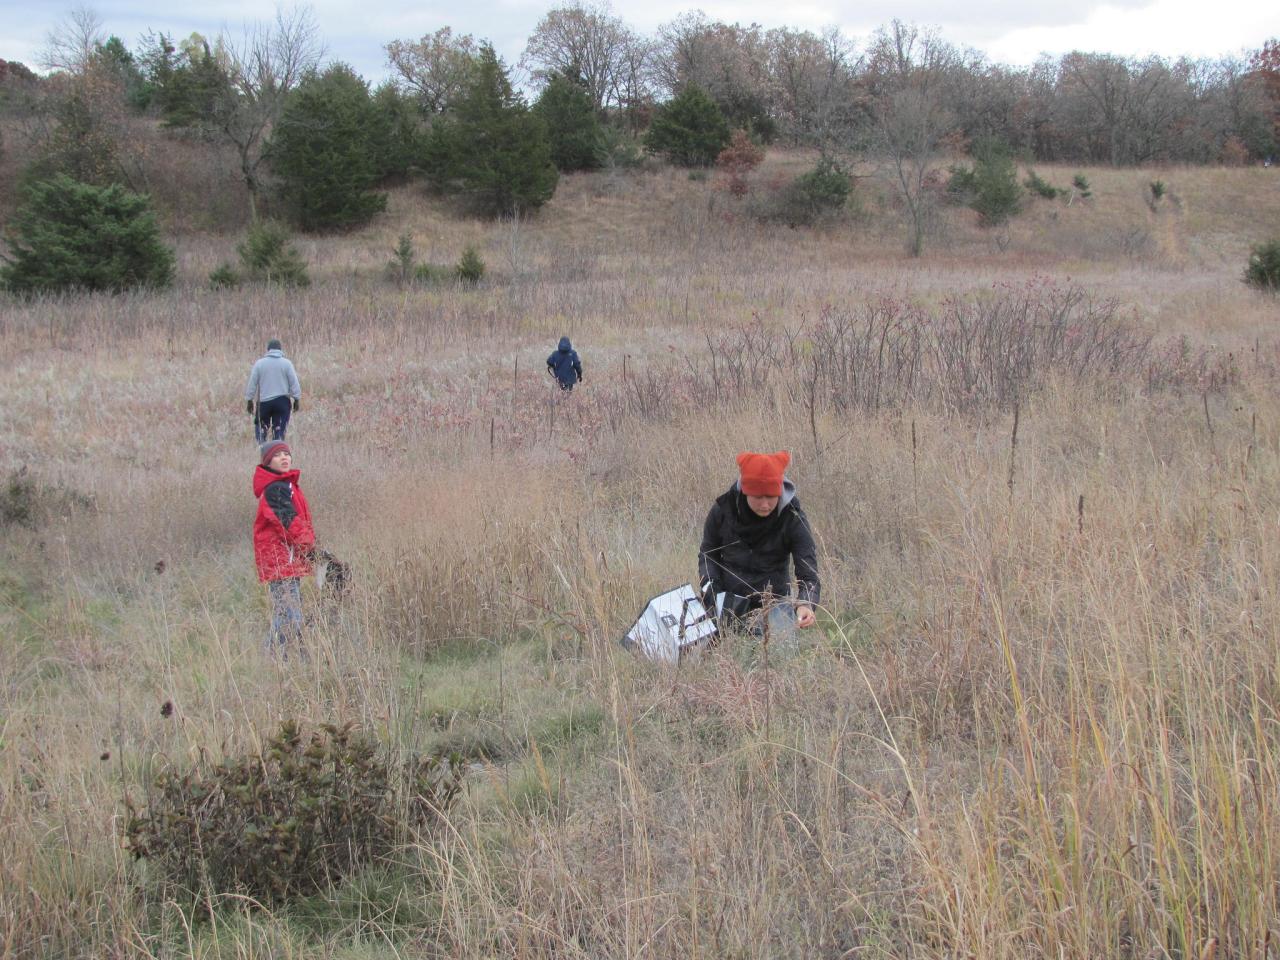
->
<box><xmin>2</xmin><ymin>162</ymin><xmax>1280</xmax><ymax>958</ymax></box>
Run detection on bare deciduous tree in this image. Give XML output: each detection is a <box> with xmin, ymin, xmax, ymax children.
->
<box><xmin>766</xmin><ymin>26</ymin><xmax>861</xmax><ymax>149</ymax></box>
<box><xmin>655</xmin><ymin>14</ymin><xmax>772</xmax><ymax>104</ymax></box>
<box><xmin>864</xmin><ymin>21</ymin><xmax>960</xmax><ymax>257</ymax></box>
<box><xmin>522</xmin><ymin>2</ymin><xmax>640</xmax><ymax>114</ymax></box>
<box><xmin>41</xmin><ymin>4</ymin><xmax>105</xmax><ymax>75</ymax></box>
<box><xmin>607</xmin><ymin>28</ymin><xmax>656</xmax><ymax>129</ymax></box>
<box><xmin>214</xmin><ymin>5</ymin><xmax>323</xmax><ymax>221</ymax></box>
<box><xmin>385</xmin><ymin>26</ymin><xmax>478</xmax><ymax>115</ymax></box>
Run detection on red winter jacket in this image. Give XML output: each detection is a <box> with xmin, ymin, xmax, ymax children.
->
<box><xmin>253</xmin><ymin>465</ymin><xmax>316</xmax><ymax>582</ymax></box>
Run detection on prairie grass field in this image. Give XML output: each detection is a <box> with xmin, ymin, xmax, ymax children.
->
<box><xmin>2</xmin><ymin>156</ymin><xmax>1280</xmax><ymax>958</ymax></box>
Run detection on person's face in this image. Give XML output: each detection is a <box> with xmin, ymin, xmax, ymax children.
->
<box><xmin>268</xmin><ymin>450</ymin><xmax>292</xmax><ymax>472</ymax></box>
<box><xmin>746</xmin><ymin>494</ymin><xmax>778</xmax><ymax>517</ymax></box>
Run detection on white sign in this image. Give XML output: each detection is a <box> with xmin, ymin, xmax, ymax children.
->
<box><xmin>623</xmin><ymin>584</ymin><xmax>720</xmax><ymax>664</ymax></box>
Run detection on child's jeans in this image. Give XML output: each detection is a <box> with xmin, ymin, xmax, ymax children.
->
<box><xmin>266</xmin><ymin>577</ymin><xmax>303</xmax><ymax>655</ymax></box>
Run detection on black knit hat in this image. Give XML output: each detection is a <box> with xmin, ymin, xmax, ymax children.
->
<box><xmin>259</xmin><ymin>440</ymin><xmax>291</xmax><ymax>466</ymax></box>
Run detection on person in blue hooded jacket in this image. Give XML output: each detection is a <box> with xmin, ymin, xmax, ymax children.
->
<box><xmin>546</xmin><ymin>336</ymin><xmax>583</xmax><ymax>391</ymax></box>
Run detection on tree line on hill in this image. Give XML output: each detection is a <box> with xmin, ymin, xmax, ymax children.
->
<box><xmin>0</xmin><ymin>5</ymin><xmax>1278</xmax><ymax>294</ymax></box>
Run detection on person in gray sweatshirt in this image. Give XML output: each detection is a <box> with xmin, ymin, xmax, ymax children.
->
<box><xmin>244</xmin><ymin>339</ymin><xmax>302</xmax><ymax>441</ymax></box>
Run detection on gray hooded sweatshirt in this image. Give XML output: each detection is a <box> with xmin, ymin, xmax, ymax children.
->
<box><xmin>244</xmin><ymin>349</ymin><xmax>301</xmax><ymax>404</ymax></box>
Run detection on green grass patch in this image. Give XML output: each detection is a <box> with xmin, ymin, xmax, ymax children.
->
<box><xmin>525</xmin><ymin>703</ymin><xmax>606</xmax><ymax>751</ymax></box>
<box><xmin>287</xmin><ymin>863</ymin><xmax>441</xmax><ymax>940</ymax></box>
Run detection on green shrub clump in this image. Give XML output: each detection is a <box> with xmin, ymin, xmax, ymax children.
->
<box><xmin>1</xmin><ymin>467</ymin><xmax>38</xmax><ymax>527</ymax></box>
<box><xmin>948</xmin><ymin>139</ymin><xmax>1021</xmax><ymax>227</ymax></box>
<box><xmin>414</xmin><ymin>262</ymin><xmax>453</xmax><ymax>285</ymax></box>
<box><xmin>124</xmin><ymin>720</ymin><xmax>464</xmax><ymax>906</ymax></box>
<box><xmin>1244</xmin><ymin>239</ymin><xmax>1280</xmax><ymax>292</ymax></box>
<box><xmin>456</xmin><ymin>245</ymin><xmax>486</xmax><ymax>284</ymax></box>
<box><xmin>0</xmin><ymin>175</ymin><xmax>174</xmax><ymax>295</ymax></box>
<box><xmin>1023</xmin><ymin>169</ymin><xmax>1061</xmax><ymax>199</ymax></box>
<box><xmin>208</xmin><ymin>263</ymin><xmax>240</xmax><ymax>289</ymax></box>
<box><xmin>236</xmin><ymin>221</ymin><xmax>310</xmax><ymax>287</ymax></box>
<box><xmin>752</xmin><ymin>157</ymin><xmax>852</xmax><ymax>227</ymax></box>
<box><xmin>788</xmin><ymin>157</ymin><xmax>852</xmax><ymax>223</ymax></box>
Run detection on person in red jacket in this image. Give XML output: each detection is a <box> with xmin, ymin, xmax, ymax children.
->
<box><xmin>253</xmin><ymin>439</ymin><xmax>316</xmax><ymax>654</ymax></box>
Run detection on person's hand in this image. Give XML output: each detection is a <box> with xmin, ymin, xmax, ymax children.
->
<box><xmin>292</xmin><ymin>398</ymin><xmax>300</xmax><ymax>412</ymax></box>
<box><xmin>246</xmin><ymin>400</ymin><xmax>254</xmax><ymax>415</ymax></box>
<box><xmin>795</xmin><ymin>605</ymin><xmax>816</xmax><ymax>629</ymax></box>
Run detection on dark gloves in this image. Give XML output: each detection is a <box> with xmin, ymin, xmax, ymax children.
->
<box><xmin>292</xmin><ymin>398</ymin><xmax>300</xmax><ymax>412</ymax></box>
<box><xmin>246</xmin><ymin>400</ymin><xmax>254</xmax><ymax>415</ymax></box>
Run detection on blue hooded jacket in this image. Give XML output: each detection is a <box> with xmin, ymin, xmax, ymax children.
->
<box><xmin>546</xmin><ymin>336</ymin><xmax>583</xmax><ymax>388</ymax></box>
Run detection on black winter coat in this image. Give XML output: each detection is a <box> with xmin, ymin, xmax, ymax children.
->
<box><xmin>698</xmin><ymin>481</ymin><xmax>820</xmax><ymax>613</ymax></box>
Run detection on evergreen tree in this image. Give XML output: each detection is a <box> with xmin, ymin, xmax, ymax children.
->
<box><xmin>96</xmin><ymin>36</ymin><xmax>151</xmax><ymax>110</ymax></box>
<box><xmin>643</xmin><ymin>85</ymin><xmax>731</xmax><ymax>167</ymax></box>
<box><xmin>0</xmin><ymin>175</ymin><xmax>174</xmax><ymax>294</ymax></box>
<box><xmin>424</xmin><ymin>45</ymin><xmax>558</xmax><ymax>216</ymax></box>
<box><xmin>949</xmin><ymin>139</ymin><xmax>1022</xmax><ymax>227</ymax></box>
<box><xmin>369</xmin><ymin>82</ymin><xmax>425</xmax><ymax>182</ymax></box>
<box><xmin>269</xmin><ymin>64</ymin><xmax>388</xmax><ymax>232</ymax></box>
<box><xmin>138</xmin><ymin>34</ymin><xmax>231</xmax><ymax>130</ymax></box>
<box><xmin>533</xmin><ymin>74</ymin><xmax>605</xmax><ymax>172</ymax></box>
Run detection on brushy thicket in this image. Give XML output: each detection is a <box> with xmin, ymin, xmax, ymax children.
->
<box><xmin>124</xmin><ymin>720</ymin><xmax>464</xmax><ymax>907</ymax></box>
<box><xmin>689</xmin><ymin>281</ymin><xmax>1200</xmax><ymax>413</ymax></box>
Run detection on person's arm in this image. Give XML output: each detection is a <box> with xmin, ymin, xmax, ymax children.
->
<box><xmin>788</xmin><ymin>505</ymin><xmax>820</xmax><ymax>626</ymax></box>
<box><xmin>573</xmin><ymin>353</ymin><xmax>583</xmax><ymax>381</ymax></box>
<box><xmin>287</xmin><ymin>361</ymin><xmax>301</xmax><ymax>401</ymax></box>
<box><xmin>244</xmin><ymin>361</ymin><xmax>260</xmax><ymax>402</ymax></box>
<box><xmin>264</xmin><ymin>481</ymin><xmax>315</xmax><ymax>548</ymax></box>
<box><xmin>698</xmin><ymin>504</ymin><xmax>724</xmax><ymax>594</ymax></box>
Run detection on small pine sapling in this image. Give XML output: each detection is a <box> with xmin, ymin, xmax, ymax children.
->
<box><xmin>386</xmin><ymin>233</ymin><xmax>415</xmax><ymax>286</ymax></box>
<box><xmin>456</xmin><ymin>245</ymin><xmax>485</xmax><ymax>285</ymax></box>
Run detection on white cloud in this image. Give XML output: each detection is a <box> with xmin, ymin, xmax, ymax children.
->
<box><xmin>981</xmin><ymin>0</ymin><xmax>1278</xmax><ymax>66</ymax></box>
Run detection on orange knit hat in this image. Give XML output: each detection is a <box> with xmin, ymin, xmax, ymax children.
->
<box><xmin>736</xmin><ymin>451</ymin><xmax>790</xmax><ymax>496</ymax></box>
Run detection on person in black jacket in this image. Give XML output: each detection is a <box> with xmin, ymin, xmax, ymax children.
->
<box><xmin>699</xmin><ymin>450</ymin><xmax>820</xmax><ymax>630</ymax></box>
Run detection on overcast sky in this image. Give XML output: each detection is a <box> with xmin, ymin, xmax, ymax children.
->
<box><xmin>6</xmin><ymin>0</ymin><xmax>1278</xmax><ymax>84</ymax></box>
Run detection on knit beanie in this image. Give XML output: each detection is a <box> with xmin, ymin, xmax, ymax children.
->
<box><xmin>260</xmin><ymin>440</ymin><xmax>290</xmax><ymax>466</ymax></box>
<box><xmin>736</xmin><ymin>451</ymin><xmax>790</xmax><ymax>497</ymax></box>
